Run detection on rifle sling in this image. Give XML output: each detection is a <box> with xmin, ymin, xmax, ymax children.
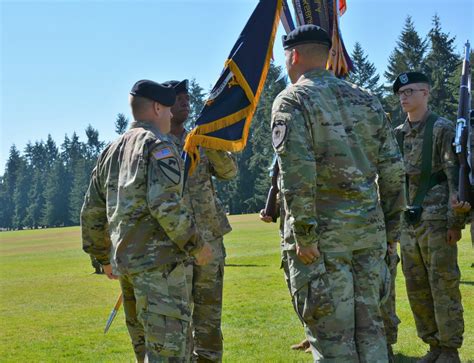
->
<box><xmin>399</xmin><ymin>113</ymin><xmax>446</xmax><ymax>207</ymax></box>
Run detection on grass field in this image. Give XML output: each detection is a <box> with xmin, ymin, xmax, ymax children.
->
<box><xmin>0</xmin><ymin>214</ymin><xmax>473</xmax><ymax>362</ymax></box>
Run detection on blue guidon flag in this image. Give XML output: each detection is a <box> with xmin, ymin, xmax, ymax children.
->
<box><xmin>183</xmin><ymin>0</ymin><xmax>283</xmax><ymax>175</ymax></box>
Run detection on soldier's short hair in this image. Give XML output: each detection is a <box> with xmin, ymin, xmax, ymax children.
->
<box><xmin>129</xmin><ymin>94</ymin><xmax>154</xmax><ymax>118</ymax></box>
<box><xmin>295</xmin><ymin>43</ymin><xmax>330</xmax><ymax>63</ymax></box>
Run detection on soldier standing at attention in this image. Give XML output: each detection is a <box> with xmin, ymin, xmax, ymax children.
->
<box><xmin>393</xmin><ymin>72</ymin><xmax>464</xmax><ymax>363</ymax></box>
<box><xmin>272</xmin><ymin>25</ymin><xmax>405</xmax><ymax>362</ymax></box>
<box><xmin>165</xmin><ymin>79</ymin><xmax>237</xmax><ymax>363</ymax></box>
<box><xmin>81</xmin><ymin>80</ymin><xmax>213</xmax><ymax>362</ymax></box>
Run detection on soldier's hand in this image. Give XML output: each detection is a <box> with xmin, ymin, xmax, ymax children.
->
<box><xmin>194</xmin><ymin>242</ymin><xmax>213</xmax><ymax>266</ymax></box>
<box><xmin>387</xmin><ymin>241</ymin><xmax>398</xmax><ymax>255</ymax></box>
<box><xmin>296</xmin><ymin>244</ymin><xmax>320</xmax><ymax>265</ymax></box>
<box><xmin>259</xmin><ymin>209</ymin><xmax>273</xmax><ymax>223</ymax></box>
<box><xmin>447</xmin><ymin>229</ymin><xmax>462</xmax><ymax>245</ymax></box>
<box><xmin>451</xmin><ymin>198</ymin><xmax>471</xmax><ymax>214</ymax></box>
<box><xmin>103</xmin><ymin>264</ymin><xmax>118</xmax><ymax>280</ymax></box>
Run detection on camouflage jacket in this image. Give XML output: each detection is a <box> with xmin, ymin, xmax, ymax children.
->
<box><xmin>169</xmin><ymin>130</ymin><xmax>237</xmax><ymax>242</ymax></box>
<box><xmin>81</xmin><ymin>121</ymin><xmax>201</xmax><ymax>275</ymax></box>
<box><xmin>394</xmin><ymin>112</ymin><xmax>464</xmax><ymax>229</ymax></box>
<box><xmin>271</xmin><ymin>69</ymin><xmax>406</xmax><ymax>253</ymax></box>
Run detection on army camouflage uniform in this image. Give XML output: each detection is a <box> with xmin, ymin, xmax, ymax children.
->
<box><xmin>272</xmin><ymin>69</ymin><xmax>405</xmax><ymax>362</ymax></box>
<box><xmin>394</xmin><ymin>112</ymin><xmax>464</xmax><ymax>351</ymax></box>
<box><xmin>81</xmin><ymin>121</ymin><xmax>202</xmax><ymax>362</ymax></box>
<box><xmin>169</xmin><ymin>130</ymin><xmax>237</xmax><ymax>363</ymax></box>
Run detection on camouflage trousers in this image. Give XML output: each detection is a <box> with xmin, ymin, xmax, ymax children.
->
<box><xmin>284</xmin><ymin>246</ymin><xmax>388</xmax><ymax>363</ymax></box>
<box><xmin>119</xmin><ymin>262</ymin><xmax>192</xmax><ymax>363</ymax></box>
<box><xmin>189</xmin><ymin>237</ymin><xmax>225</xmax><ymax>363</ymax></box>
<box><xmin>381</xmin><ymin>250</ymin><xmax>400</xmax><ymax>345</ymax></box>
<box><xmin>400</xmin><ymin>219</ymin><xmax>464</xmax><ymax>349</ymax></box>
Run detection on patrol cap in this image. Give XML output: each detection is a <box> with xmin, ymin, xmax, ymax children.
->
<box><xmin>282</xmin><ymin>24</ymin><xmax>332</xmax><ymax>50</ymax></box>
<box><xmin>393</xmin><ymin>72</ymin><xmax>430</xmax><ymax>94</ymax></box>
<box><xmin>130</xmin><ymin>80</ymin><xmax>176</xmax><ymax>107</ymax></box>
<box><xmin>164</xmin><ymin>79</ymin><xmax>189</xmax><ymax>94</ymax></box>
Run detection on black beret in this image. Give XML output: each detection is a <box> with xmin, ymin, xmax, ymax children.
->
<box><xmin>393</xmin><ymin>72</ymin><xmax>430</xmax><ymax>94</ymax></box>
<box><xmin>130</xmin><ymin>80</ymin><xmax>176</xmax><ymax>107</ymax></box>
<box><xmin>282</xmin><ymin>24</ymin><xmax>332</xmax><ymax>50</ymax></box>
<box><xmin>163</xmin><ymin>79</ymin><xmax>189</xmax><ymax>94</ymax></box>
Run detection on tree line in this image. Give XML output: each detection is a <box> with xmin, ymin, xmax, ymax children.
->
<box><xmin>0</xmin><ymin>15</ymin><xmax>469</xmax><ymax>229</ymax></box>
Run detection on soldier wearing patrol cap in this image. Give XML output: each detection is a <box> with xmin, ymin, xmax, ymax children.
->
<box><xmin>81</xmin><ymin>79</ymin><xmax>213</xmax><ymax>362</ymax></box>
<box><xmin>165</xmin><ymin>78</ymin><xmax>237</xmax><ymax>363</ymax></box>
<box><xmin>393</xmin><ymin>72</ymin><xmax>465</xmax><ymax>363</ymax></box>
<box><xmin>271</xmin><ymin>25</ymin><xmax>406</xmax><ymax>362</ymax></box>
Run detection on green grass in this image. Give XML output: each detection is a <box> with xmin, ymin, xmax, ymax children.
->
<box><xmin>0</xmin><ymin>214</ymin><xmax>473</xmax><ymax>362</ymax></box>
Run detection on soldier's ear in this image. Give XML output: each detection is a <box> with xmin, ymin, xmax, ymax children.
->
<box><xmin>292</xmin><ymin>49</ymin><xmax>299</xmax><ymax>65</ymax></box>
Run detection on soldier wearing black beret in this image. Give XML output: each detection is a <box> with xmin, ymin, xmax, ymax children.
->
<box><xmin>165</xmin><ymin>76</ymin><xmax>237</xmax><ymax>362</ymax></box>
<box><xmin>393</xmin><ymin>70</ymin><xmax>465</xmax><ymax>363</ymax></box>
<box><xmin>82</xmin><ymin>79</ymin><xmax>213</xmax><ymax>362</ymax></box>
<box><xmin>128</xmin><ymin>79</ymin><xmax>176</xmax><ymax>134</ymax></box>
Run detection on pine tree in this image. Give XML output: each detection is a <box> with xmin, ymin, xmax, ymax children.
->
<box><xmin>69</xmin><ymin>158</ymin><xmax>90</xmax><ymax>224</ymax></box>
<box><xmin>115</xmin><ymin>113</ymin><xmax>129</xmax><ymax>135</ymax></box>
<box><xmin>24</xmin><ymin>141</ymin><xmax>48</xmax><ymax>228</ymax></box>
<box><xmin>186</xmin><ymin>78</ymin><xmax>206</xmax><ymax>130</ymax></box>
<box><xmin>1</xmin><ymin>145</ymin><xmax>22</xmax><ymax>228</ymax></box>
<box><xmin>425</xmin><ymin>14</ymin><xmax>459</xmax><ymax>119</ymax></box>
<box><xmin>384</xmin><ymin>16</ymin><xmax>428</xmax><ymax>126</ymax></box>
<box><xmin>42</xmin><ymin>160</ymin><xmax>69</xmax><ymax>227</ymax></box>
<box><xmin>12</xmin><ymin>158</ymin><xmax>31</xmax><ymax>229</ymax></box>
<box><xmin>348</xmin><ymin>42</ymin><xmax>383</xmax><ymax>97</ymax></box>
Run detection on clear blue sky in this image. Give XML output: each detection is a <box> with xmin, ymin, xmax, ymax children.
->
<box><xmin>1</xmin><ymin>0</ymin><xmax>473</xmax><ymax>173</ymax></box>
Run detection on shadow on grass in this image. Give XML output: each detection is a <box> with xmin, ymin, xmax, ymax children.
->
<box><xmin>225</xmin><ymin>264</ymin><xmax>268</xmax><ymax>267</ymax></box>
<box><xmin>460</xmin><ymin>280</ymin><xmax>474</xmax><ymax>286</ymax></box>
<box><xmin>394</xmin><ymin>353</ymin><xmax>418</xmax><ymax>363</ymax></box>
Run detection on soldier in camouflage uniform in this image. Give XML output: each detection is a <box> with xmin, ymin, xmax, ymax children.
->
<box><xmin>165</xmin><ymin>79</ymin><xmax>237</xmax><ymax>363</ymax></box>
<box><xmin>81</xmin><ymin>80</ymin><xmax>213</xmax><ymax>363</ymax></box>
<box><xmin>272</xmin><ymin>25</ymin><xmax>406</xmax><ymax>362</ymax></box>
<box><xmin>393</xmin><ymin>72</ymin><xmax>464</xmax><ymax>363</ymax></box>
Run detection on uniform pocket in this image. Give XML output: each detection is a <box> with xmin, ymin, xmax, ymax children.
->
<box><xmin>303</xmin><ymin>271</ymin><xmax>335</xmax><ymax>321</ymax></box>
<box><xmin>143</xmin><ymin>310</ymin><xmax>188</xmax><ymax>357</ymax></box>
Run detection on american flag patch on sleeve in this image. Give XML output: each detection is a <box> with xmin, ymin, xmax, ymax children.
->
<box><xmin>153</xmin><ymin>147</ymin><xmax>173</xmax><ymax>160</ymax></box>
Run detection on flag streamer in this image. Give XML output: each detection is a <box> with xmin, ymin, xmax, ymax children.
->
<box><xmin>290</xmin><ymin>0</ymin><xmax>352</xmax><ymax>77</ymax></box>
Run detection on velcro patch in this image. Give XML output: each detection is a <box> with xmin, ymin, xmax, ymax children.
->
<box><xmin>153</xmin><ymin>147</ymin><xmax>173</xmax><ymax>160</ymax></box>
<box><xmin>157</xmin><ymin>157</ymin><xmax>181</xmax><ymax>185</ymax></box>
<box><xmin>272</xmin><ymin>120</ymin><xmax>287</xmax><ymax>149</ymax></box>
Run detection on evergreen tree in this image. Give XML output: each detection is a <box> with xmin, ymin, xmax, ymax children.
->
<box><xmin>348</xmin><ymin>42</ymin><xmax>383</xmax><ymax>97</ymax></box>
<box><xmin>115</xmin><ymin>113</ymin><xmax>129</xmax><ymax>135</ymax></box>
<box><xmin>69</xmin><ymin>158</ymin><xmax>90</xmax><ymax>224</ymax></box>
<box><xmin>0</xmin><ymin>177</ymin><xmax>8</xmax><ymax>229</ymax></box>
<box><xmin>12</xmin><ymin>158</ymin><xmax>31</xmax><ymax>229</ymax></box>
<box><xmin>425</xmin><ymin>14</ymin><xmax>459</xmax><ymax>118</ymax></box>
<box><xmin>186</xmin><ymin>78</ymin><xmax>206</xmax><ymax>130</ymax></box>
<box><xmin>24</xmin><ymin>141</ymin><xmax>48</xmax><ymax>228</ymax></box>
<box><xmin>59</xmin><ymin>133</ymin><xmax>84</xmax><ymax>225</ymax></box>
<box><xmin>42</xmin><ymin>159</ymin><xmax>70</xmax><ymax>227</ymax></box>
<box><xmin>384</xmin><ymin>16</ymin><xmax>428</xmax><ymax>126</ymax></box>
<box><xmin>1</xmin><ymin>145</ymin><xmax>22</xmax><ymax>228</ymax></box>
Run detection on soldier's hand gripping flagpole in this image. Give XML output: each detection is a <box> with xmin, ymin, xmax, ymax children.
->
<box><xmin>454</xmin><ymin>41</ymin><xmax>472</xmax><ymax>203</ymax></box>
<box><xmin>104</xmin><ymin>293</ymin><xmax>123</xmax><ymax>334</ymax></box>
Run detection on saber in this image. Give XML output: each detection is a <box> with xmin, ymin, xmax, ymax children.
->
<box><xmin>104</xmin><ymin>293</ymin><xmax>123</xmax><ymax>334</ymax></box>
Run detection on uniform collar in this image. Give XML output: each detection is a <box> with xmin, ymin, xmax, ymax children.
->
<box><xmin>131</xmin><ymin>120</ymin><xmax>164</xmax><ymax>138</ymax></box>
<box><xmin>298</xmin><ymin>68</ymin><xmax>334</xmax><ymax>83</ymax></box>
<box><xmin>401</xmin><ymin>110</ymin><xmax>432</xmax><ymax>134</ymax></box>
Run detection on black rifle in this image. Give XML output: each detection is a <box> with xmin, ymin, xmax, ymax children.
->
<box><xmin>263</xmin><ymin>158</ymin><xmax>279</xmax><ymax>222</ymax></box>
<box><xmin>454</xmin><ymin>41</ymin><xmax>472</xmax><ymax>203</ymax></box>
